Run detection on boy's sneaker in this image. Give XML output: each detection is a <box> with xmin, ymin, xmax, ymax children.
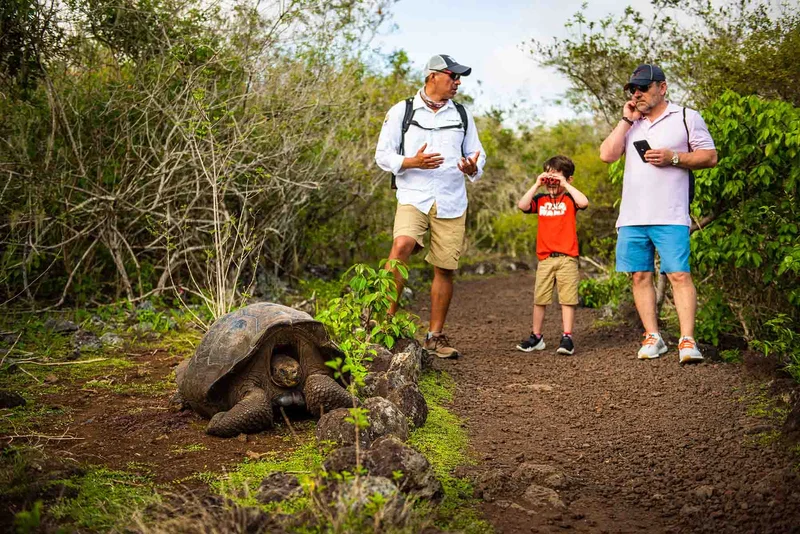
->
<box><xmin>424</xmin><ymin>333</ymin><xmax>460</xmax><ymax>359</ymax></box>
<box><xmin>517</xmin><ymin>334</ymin><xmax>545</xmax><ymax>352</ymax></box>
<box><xmin>638</xmin><ymin>332</ymin><xmax>667</xmax><ymax>360</ymax></box>
<box><xmin>678</xmin><ymin>336</ymin><xmax>704</xmax><ymax>364</ymax></box>
<box><xmin>556</xmin><ymin>334</ymin><xmax>575</xmax><ymax>355</ymax></box>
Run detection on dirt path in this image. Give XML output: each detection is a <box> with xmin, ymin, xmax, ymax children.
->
<box><xmin>416</xmin><ymin>271</ymin><xmax>800</xmax><ymax>533</ymax></box>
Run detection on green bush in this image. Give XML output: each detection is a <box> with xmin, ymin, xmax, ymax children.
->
<box><xmin>578</xmin><ymin>272</ymin><xmax>629</xmax><ymax>309</ymax></box>
<box><xmin>691</xmin><ymin>92</ymin><xmax>800</xmax><ymax>354</ymax></box>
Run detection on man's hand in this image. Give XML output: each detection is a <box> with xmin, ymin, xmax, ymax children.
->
<box><xmin>623</xmin><ymin>100</ymin><xmax>642</xmax><ymax>122</ymax></box>
<box><xmin>644</xmin><ymin>148</ymin><xmax>675</xmax><ymax>167</ymax></box>
<box><xmin>407</xmin><ymin>143</ymin><xmax>444</xmax><ymax>169</ymax></box>
<box><xmin>458</xmin><ymin>150</ymin><xmax>481</xmax><ymax>176</ymax></box>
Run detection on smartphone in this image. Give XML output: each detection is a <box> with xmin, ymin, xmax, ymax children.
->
<box><xmin>633</xmin><ymin>140</ymin><xmax>652</xmax><ymax>163</ymax></box>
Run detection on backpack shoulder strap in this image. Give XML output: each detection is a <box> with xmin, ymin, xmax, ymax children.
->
<box><xmin>398</xmin><ymin>98</ymin><xmax>415</xmax><ymax>156</ymax></box>
<box><xmin>392</xmin><ymin>98</ymin><xmax>415</xmax><ymax>190</ymax></box>
<box><xmin>682</xmin><ymin>107</ymin><xmax>693</xmax><ymax>153</ymax></box>
<box><xmin>453</xmin><ymin>101</ymin><xmax>469</xmax><ymax>158</ymax></box>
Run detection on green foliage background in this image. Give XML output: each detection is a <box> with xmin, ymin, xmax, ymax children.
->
<box><xmin>1</xmin><ymin>0</ymin><xmax>798</xmax><ymax>372</ymax></box>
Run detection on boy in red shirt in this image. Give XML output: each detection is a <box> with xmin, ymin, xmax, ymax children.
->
<box><xmin>516</xmin><ymin>156</ymin><xmax>589</xmax><ymax>355</ymax></box>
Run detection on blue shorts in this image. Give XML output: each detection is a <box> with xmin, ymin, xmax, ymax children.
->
<box><xmin>615</xmin><ymin>225</ymin><xmax>690</xmax><ymax>274</ymax></box>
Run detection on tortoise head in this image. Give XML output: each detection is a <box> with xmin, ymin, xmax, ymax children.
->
<box><xmin>271</xmin><ymin>353</ymin><xmax>301</xmax><ymax>388</ymax></box>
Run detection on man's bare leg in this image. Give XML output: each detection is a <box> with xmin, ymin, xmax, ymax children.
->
<box><xmin>631</xmin><ymin>271</ymin><xmax>659</xmax><ymax>333</ymax></box>
<box><xmin>429</xmin><ymin>266</ymin><xmax>454</xmax><ymax>333</ymax></box>
<box><xmin>666</xmin><ymin>271</ymin><xmax>696</xmax><ymax>338</ymax></box>
<box><xmin>385</xmin><ymin>236</ymin><xmax>418</xmax><ymax>315</ymax></box>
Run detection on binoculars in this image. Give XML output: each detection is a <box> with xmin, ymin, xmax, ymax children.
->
<box><xmin>542</xmin><ymin>176</ymin><xmax>561</xmax><ymax>186</ymax></box>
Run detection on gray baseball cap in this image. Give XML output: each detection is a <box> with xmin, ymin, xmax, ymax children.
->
<box><xmin>623</xmin><ymin>64</ymin><xmax>666</xmax><ymax>90</ymax></box>
<box><xmin>425</xmin><ymin>54</ymin><xmax>472</xmax><ymax>76</ymax></box>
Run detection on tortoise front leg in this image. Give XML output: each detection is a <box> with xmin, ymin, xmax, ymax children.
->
<box><xmin>304</xmin><ymin>374</ymin><xmax>358</xmax><ymax>417</ymax></box>
<box><xmin>206</xmin><ymin>388</ymin><xmax>274</xmax><ymax>437</ymax></box>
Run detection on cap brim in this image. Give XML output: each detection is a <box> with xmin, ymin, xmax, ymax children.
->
<box><xmin>449</xmin><ymin>64</ymin><xmax>472</xmax><ymax>76</ymax></box>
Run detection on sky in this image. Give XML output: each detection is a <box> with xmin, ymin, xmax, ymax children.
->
<box><xmin>372</xmin><ymin>0</ymin><xmax>655</xmax><ymax>125</ymax></box>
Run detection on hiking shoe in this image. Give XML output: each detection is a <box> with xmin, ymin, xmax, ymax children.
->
<box><xmin>638</xmin><ymin>332</ymin><xmax>667</xmax><ymax>360</ymax></box>
<box><xmin>556</xmin><ymin>334</ymin><xmax>575</xmax><ymax>355</ymax></box>
<box><xmin>678</xmin><ymin>336</ymin><xmax>704</xmax><ymax>364</ymax></box>
<box><xmin>517</xmin><ymin>334</ymin><xmax>545</xmax><ymax>352</ymax></box>
<box><xmin>424</xmin><ymin>333</ymin><xmax>460</xmax><ymax>359</ymax></box>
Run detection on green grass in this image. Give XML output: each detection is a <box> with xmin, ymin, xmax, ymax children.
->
<box><xmin>170</xmin><ymin>443</ymin><xmax>208</xmax><ymax>454</ymax></box>
<box><xmin>737</xmin><ymin>383</ymin><xmax>789</xmax><ymax>422</ymax></box>
<box><xmin>206</xmin><ymin>435</ymin><xmax>322</xmax><ymax>509</ymax></box>
<box><xmin>0</xmin><ymin>403</ymin><xmax>73</xmax><ymax>435</ymax></box>
<box><xmin>48</xmin><ymin>467</ymin><xmax>161</xmax><ymax>531</ymax></box>
<box><xmin>720</xmin><ymin>348</ymin><xmax>743</xmax><ymax>363</ymax></box>
<box><xmin>745</xmin><ymin>430</ymin><xmax>782</xmax><ymax>448</ymax></box>
<box><xmin>410</xmin><ymin>369</ymin><xmax>492</xmax><ymax>534</ymax></box>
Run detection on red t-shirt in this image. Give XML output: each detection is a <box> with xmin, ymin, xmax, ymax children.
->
<box><xmin>524</xmin><ymin>193</ymin><xmax>583</xmax><ymax>261</ymax></box>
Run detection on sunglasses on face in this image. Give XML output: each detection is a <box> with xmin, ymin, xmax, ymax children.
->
<box><xmin>436</xmin><ymin>70</ymin><xmax>461</xmax><ymax>81</ymax></box>
<box><xmin>628</xmin><ymin>82</ymin><xmax>655</xmax><ymax>95</ymax></box>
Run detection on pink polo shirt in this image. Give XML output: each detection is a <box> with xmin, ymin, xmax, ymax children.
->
<box><xmin>616</xmin><ymin>102</ymin><xmax>715</xmax><ymax>228</ymax></box>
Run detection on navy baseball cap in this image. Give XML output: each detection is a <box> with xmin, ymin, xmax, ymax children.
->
<box><xmin>425</xmin><ymin>54</ymin><xmax>472</xmax><ymax>76</ymax></box>
<box><xmin>623</xmin><ymin>64</ymin><xmax>666</xmax><ymax>90</ymax></box>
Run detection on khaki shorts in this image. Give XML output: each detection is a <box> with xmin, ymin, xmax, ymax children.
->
<box><xmin>534</xmin><ymin>255</ymin><xmax>580</xmax><ymax>305</ymax></box>
<box><xmin>393</xmin><ymin>203</ymin><xmax>466</xmax><ymax>270</ymax></box>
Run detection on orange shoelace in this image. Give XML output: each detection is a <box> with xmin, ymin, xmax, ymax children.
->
<box><xmin>641</xmin><ymin>334</ymin><xmax>659</xmax><ymax>346</ymax></box>
<box><xmin>679</xmin><ymin>338</ymin><xmax>696</xmax><ymax>350</ymax></box>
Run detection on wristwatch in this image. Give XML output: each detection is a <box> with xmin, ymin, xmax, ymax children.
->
<box><xmin>621</xmin><ymin>116</ymin><xmax>634</xmax><ymax>126</ymax></box>
<box><xmin>671</xmin><ymin>152</ymin><xmax>680</xmax><ymax>166</ymax></box>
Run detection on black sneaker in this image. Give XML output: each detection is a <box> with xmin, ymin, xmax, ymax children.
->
<box><xmin>517</xmin><ymin>334</ymin><xmax>545</xmax><ymax>352</ymax></box>
<box><xmin>556</xmin><ymin>335</ymin><xmax>575</xmax><ymax>355</ymax></box>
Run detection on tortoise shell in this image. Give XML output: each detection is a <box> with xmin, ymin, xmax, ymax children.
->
<box><xmin>179</xmin><ymin>303</ymin><xmax>343</xmax><ymax>408</ymax></box>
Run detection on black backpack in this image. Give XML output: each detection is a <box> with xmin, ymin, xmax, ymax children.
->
<box><xmin>391</xmin><ymin>98</ymin><xmax>469</xmax><ymax>189</ymax></box>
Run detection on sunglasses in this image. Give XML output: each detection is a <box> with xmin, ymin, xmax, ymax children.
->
<box><xmin>628</xmin><ymin>82</ymin><xmax>655</xmax><ymax>95</ymax></box>
<box><xmin>436</xmin><ymin>70</ymin><xmax>461</xmax><ymax>81</ymax></box>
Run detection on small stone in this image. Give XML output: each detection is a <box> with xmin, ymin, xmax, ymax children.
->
<box><xmin>694</xmin><ymin>485</ymin><xmax>714</xmax><ymax>500</ymax></box>
<box><xmin>100</xmin><ymin>333</ymin><xmax>124</xmax><ymax>347</ymax></box>
<box><xmin>44</xmin><ymin>319</ymin><xmax>79</xmax><ymax>333</ymax></box>
<box><xmin>256</xmin><ymin>472</ymin><xmax>302</xmax><ymax>504</ymax></box>
<box><xmin>680</xmin><ymin>504</ymin><xmax>701</xmax><ymax>516</ymax></box>
<box><xmin>72</xmin><ymin>330</ymin><xmax>102</xmax><ymax>351</ymax></box>
<box><xmin>523</xmin><ymin>484</ymin><xmax>566</xmax><ymax>509</ymax></box>
<box><xmin>0</xmin><ymin>390</ymin><xmax>26</xmax><ymax>408</ymax></box>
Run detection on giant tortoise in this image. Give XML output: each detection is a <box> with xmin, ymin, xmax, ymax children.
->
<box><xmin>174</xmin><ymin>303</ymin><xmax>357</xmax><ymax>437</ymax></box>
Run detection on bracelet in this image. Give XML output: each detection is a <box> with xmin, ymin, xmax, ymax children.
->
<box><xmin>621</xmin><ymin>116</ymin><xmax>634</xmax><ymax>126</ymax></box>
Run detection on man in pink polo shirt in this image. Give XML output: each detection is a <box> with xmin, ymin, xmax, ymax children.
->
<box><xmin>599</xmin><ymin>64</ymin><xmax>718</xmax><ymax>364</ymax></box>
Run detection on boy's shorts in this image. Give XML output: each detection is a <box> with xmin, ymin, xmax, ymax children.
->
<box><xmin>615</xmin><ymin>225</ymin><xmax>690</xmax><ymax>274</ymax></box>
<box><xmin>393</xmin><ymin>203</ymin><xmax>466</xmax><ymax>270</ymax></box>
<box><xmin>534</xmin><ymin>255</ymin><xmax>580</xmax><ymax>306</ymax></box>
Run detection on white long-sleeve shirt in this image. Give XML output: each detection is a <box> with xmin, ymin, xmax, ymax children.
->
<box><xmin>375</xmin><ymin>93</ymin><xmax>486</xmax><ymax>219</ymax></box>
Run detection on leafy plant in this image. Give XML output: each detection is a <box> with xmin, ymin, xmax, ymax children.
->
<box><xmin>578</xmin><ymin>272</ymin><xmax>630</xmax><ymax>309</ymax></box>
<box><xmin>751</xmin><ymin>315</ymin><xmax>800</xmax><ymax>381</ymax></box>
<box><xmin>13</xmin><ymin>500</ymin><xmax>42</xmax><ymax>534</ymax></box>
<box><xmin>316</xmin><ymin>261</ymin><xmax>418</xmax><ymax>388</ymax></box>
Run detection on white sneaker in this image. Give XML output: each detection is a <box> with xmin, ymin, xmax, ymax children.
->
<box><xmin>638</xmin><ymin>332</ymin><xmax>667</xmax><ymax>360</ymax></box>
<box><xmin>678</xmin><ymin>336</ymin><xmax>704</xmax><ymax>364</ymax></box>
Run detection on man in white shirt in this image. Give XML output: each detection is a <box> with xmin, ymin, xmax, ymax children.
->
<box><xmin>600</xmin><ymin>64</ymin><xmax>718</xmax><ymax>364</ymax></box>
<box><xmin>375</xmin><ymin>54</ymin><xmax>486</xmax><ymax>359</ymax></box>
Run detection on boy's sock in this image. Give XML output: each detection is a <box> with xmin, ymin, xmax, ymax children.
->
<box><xmin>562</xmin><ymin>332</ymin><xmax>572</xmax><ymax>337</ymax></box>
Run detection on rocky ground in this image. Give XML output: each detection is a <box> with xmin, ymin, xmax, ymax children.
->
<box><xmin>3</xmin><ymin>269</ymin><xmax>800</xmax><ymax>533</ymax></box>
<box><xmin>416</xmin><ymin>271</ymin><xmax>800</xmax><ymax>534</ymax></box>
